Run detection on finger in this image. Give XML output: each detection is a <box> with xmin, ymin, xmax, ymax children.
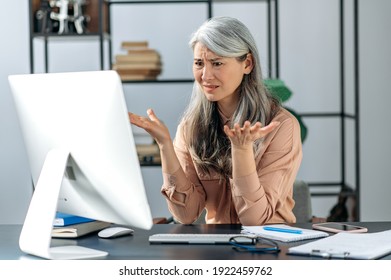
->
<box><xmin>234</xmin><ymin>123</ymin><xmax>242</xmax><ymax>135</ymax></box>
<box><xmin>128</xmin><ymin>112</ymin><xmax>142</xmax><ymax>125</ymax></box>
<box><xmin>249</xmin><ymin>122</ymin><xmax>262</xmax><ymax>133</ymax></box>
<box><xmin>223</xmin><ymin>125</ymin><xmax>233</xmax><ymax>137</ymax></box>
<box><xmin>147</xmin><ymin>108</ymin><xmax>155</xmax><ymax>119</ymax></box>
<box><xmin>128</xmin><ymin>112</ymin><xmax>133</xmax><ymax>122</ymax></box>
<box><xmin>262</xmin><ymin>121</ymin><xmax>280</xmax><ymax>131</ymax></box>
<box><xmin>147</xmin><ymin>108</ymin><xmax>161</xmax><ymax>124</ymax></box>
<box><xmin>242</xmin><ymin>121</ymin><xmax>251</xmax><ymax>134</ymax></box>
<box><xmin>258</xmin><ymin>121</ymin><xmax>280</xmax><ymax>136</ymax></box>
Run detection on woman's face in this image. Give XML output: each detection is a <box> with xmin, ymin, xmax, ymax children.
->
<box><xmin>192</xmin><ymin>42</ymin><xmax>253</xmax><ymax>108</ymax></box>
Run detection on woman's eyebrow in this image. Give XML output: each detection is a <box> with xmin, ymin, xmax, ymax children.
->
<box><xmin>209</xmin><ymin>57</ymin><xmax>223</xmax><ymax>62</ymax></box>
<box><xmin>193</xmin><ymin>54</ymin><xmax>224</xmax><ymax>63</ymax></box>
<box><xmin>193</xmin><ymin>57</ymin><xmax>223</xmax><ymax>62</ymax></box>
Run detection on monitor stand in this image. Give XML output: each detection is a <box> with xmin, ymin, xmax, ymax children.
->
<box><xmin>19</xmin><ymin>149</ymin><xmax>108</xmax><ymax>260</ymax></box>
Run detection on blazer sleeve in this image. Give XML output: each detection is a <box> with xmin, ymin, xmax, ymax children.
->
<box><xmin>160</xmin><ymin>123</ymin><xmax>206</xmax><ymax>224</ymax></box>
<box><xmin>230</xmin><ymin>110</ymin><xmax>303</xmax><ymax>226</ymax></box>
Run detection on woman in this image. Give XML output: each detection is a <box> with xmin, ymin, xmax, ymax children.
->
<box><xmin>129</xmin><ymin>16</ymin><xmax>302</xmax><ymax>226</ymax></box>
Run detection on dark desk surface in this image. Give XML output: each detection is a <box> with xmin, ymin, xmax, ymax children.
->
<box><xmin>2</xmin><ymin>222</ymin><xmax>391</xmax><ymax>260</ymax></box>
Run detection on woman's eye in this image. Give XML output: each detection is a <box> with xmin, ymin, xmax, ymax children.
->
<box><xmin>194</xmin><ymin>61</ymin><xmax>204</xmax><ymax>68</ymax></box>
<box><xmin>213</xmin><ymin>61</ymin><xmax>223</xmax><ymax>67</ymax></box>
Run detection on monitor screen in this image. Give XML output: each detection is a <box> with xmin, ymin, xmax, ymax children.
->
<box><xmin>9</xmin><ymin>70</ymin><xmax>153</xmax><ymax>259</ymax></box>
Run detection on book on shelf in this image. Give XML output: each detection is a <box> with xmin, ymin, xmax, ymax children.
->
<box><xmin>114</xmin><ymin>69</ymin><xmax>161</xmax><ymax>81</ymax></box>
<box><xmin>53</xmin><ymin>212</ymin><xmax>94</xmax><ymax>226</ymax></box>
<box><xmin>52</xmin><ymin>220</ymin><xmax>111</xmax><ymax>238</ymax></box>
<box><xmin>115</xmin><ymin>53</ymin><xmax>160</xmax><ymax>63</ymax></box>
<box><xmin>115</xmin><ymin>69</ymin><xmax>161</xmax><ymax>76</ymax></box>
<box><xmin>114</xmin><ymin>68</ymin><xmax>161</xmax><ymax>74</ymax></box>
<box><xmin>121</xmin><ymin>40</ymin><xmax>149</xmax><ymax>50</ymax></box>
<box><xmin>125</xmin><ymin>48</ymin><xmax>160</xmax><ymax>55</ymax></box>
<box><xmin>112</xmin><ymin>62</ymin><xmax>162</xmax><ymax>71</ymax></box>
<box><xmin>117</xmin><ymin>74</ymin><xmax>160</xmax><ymax>81</ymax></box>
<box><xmin>136</xmin><ymin>143</ymin><xmax>160</xmax><ymax>156</ymax></box>
<box><xmin>137</xmin><ymin>143</ymin><xmax>161</xmax><ymax>164</ymax></box>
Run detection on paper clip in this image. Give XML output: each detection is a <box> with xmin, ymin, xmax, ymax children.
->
<box><xmin>311</xmin><ymin>249</ymin><xmax>350</xmax><ymax>259</ymax></box>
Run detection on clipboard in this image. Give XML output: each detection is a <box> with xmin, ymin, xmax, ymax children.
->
<box><xmin>288</xmin><ymin>229</ymin><xmax>391</xmax><ymax>259</ymax></box>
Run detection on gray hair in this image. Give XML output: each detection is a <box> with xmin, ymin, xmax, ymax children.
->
<box><xmin>182</xmin><ymin>16</ymin><xmax>280</xmax><ymax>176</ymax></box>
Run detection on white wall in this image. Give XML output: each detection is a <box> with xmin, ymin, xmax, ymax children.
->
<box><xmin>0</xmin><ymin>0</ymin><xmax>390</xmax><ymax>224</ymax></box>
<box><xmin>359</xmin><ymin>0</ymin><xmax>391</xmax><ymax>221</ymax></box>
<box><xmin>0</xmin><ymin>2</ymin><xmax>33</xmax><ymax>224</ymax></box>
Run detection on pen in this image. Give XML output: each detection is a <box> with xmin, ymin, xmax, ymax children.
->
<box><xmin>263</xmin><ymin>226</ymin><xmax>303</xmax><ymax>234</ymax></box>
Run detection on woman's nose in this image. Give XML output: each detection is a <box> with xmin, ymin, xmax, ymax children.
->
<box><xmin>202</xmin><ymin>64</ymin><xmax>213</xmax><ymax>80</ymax></box>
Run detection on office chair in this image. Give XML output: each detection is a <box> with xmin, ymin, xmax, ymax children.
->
<box><xmin>292</xmin><ymin>180</ymin><xmax>314</xmax><ymax>223</ymax></box>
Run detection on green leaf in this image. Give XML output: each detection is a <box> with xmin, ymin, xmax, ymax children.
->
<box><xmin>264</xmin><ymin>79</ymin><xmax>293</xmax><ymax>102</ymax></box>
<box><xmin>264</xmin><ymin>79</ymin><xmax>307</xmax><ymax>143</ymax></box>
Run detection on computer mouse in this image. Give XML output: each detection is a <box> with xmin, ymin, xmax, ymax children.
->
<box><xmin>98</xmin><ymin>227</ymin><xmax>134</xmax><ymax>239</ymax></box>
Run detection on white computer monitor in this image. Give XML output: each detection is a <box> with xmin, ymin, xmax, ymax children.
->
<box><xmin>9</xmin><ymin>70</ymin><xmax>153</xmax><ymax>259</ymax></box>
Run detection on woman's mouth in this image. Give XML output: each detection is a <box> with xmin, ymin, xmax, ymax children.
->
<box><xmin>203</xmin><ymin>84</ymin><xmax>219</xmax><ymax>92</ymax></box>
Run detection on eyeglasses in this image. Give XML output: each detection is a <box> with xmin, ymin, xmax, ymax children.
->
<box><xmin>229</xmin><ymin>236</ymin><xmax>280</xmax><ymax>254</ymax></box>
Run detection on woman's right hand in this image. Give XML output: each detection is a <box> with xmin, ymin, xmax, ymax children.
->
<box><xmin>129</xmin><ymin>109</ymin><xmax>181</xmax><ymax>174</ymax></box>
<box><xmin>128</xmin><ymin>109</ymin><xmax>172</xmax><ymax>147</ymax></box>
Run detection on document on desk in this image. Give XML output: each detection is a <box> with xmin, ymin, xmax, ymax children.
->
<box><xmin>241</xmin><ymin>224</ymin><xmax>329</xmax><ymax>242</ymax></box>
<box><xmin>288</xmin><ymin>229</ymin><xmax>391</xmax><ymax>259</ymax></box>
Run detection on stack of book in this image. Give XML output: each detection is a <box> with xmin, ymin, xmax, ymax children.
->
<box><xmin>52</xmin><ymin>212</ymin><xmax>110</xmax><ymax>238</ymax></box>
<box><xmin>112</xmin><ymin>41</ymin><xmax>162</xmax><ymax>81</ymax></box>
<box><xmin>136</xmin><ymin>143</ymin><xmax>161</xmax><ymax>165</ymax></box>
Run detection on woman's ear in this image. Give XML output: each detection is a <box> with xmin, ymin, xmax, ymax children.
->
<box><xmin>244</xmin><ymin>53</ymin><xmax>254</xmax><ymax>74</ymax></box>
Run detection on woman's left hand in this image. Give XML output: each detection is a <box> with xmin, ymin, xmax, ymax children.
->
<box><xmin>223</xmin><ymin>121</ymin><xmax>280</xmax><ymax>149</ymax></box>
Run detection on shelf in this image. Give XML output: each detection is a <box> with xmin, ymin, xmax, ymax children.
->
<box><xmin>140</xmin><ymin>162</ymin><xmax>162</xmax><ymax>167</ymax></box>
<box><xmin>30</xmin><ymin>33</ymin><xmax>111</xmax><ymax>42</ymax></box>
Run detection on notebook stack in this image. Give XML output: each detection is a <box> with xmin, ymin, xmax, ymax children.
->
<box><xmin>112</xmin><ymin>40</ymin><xmax>162</xmax><ymax>81</ymax></box>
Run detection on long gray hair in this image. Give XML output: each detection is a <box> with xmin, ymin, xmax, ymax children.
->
<box><xmin>182</xmin><ymin>16</ymin><xmax>280</xmax><ymax>177</ymax></box>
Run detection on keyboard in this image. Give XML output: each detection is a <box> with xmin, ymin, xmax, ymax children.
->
<box><xmin>148</xmin><ymin>233</ymin><xmax>255</xmax><ymax>244</ymax></box>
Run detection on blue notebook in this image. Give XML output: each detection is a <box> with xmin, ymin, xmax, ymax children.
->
<box><xmin>53</xmin><ymin>212</ymin><xmax>94</xmax><ymax>227</ymax></box>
